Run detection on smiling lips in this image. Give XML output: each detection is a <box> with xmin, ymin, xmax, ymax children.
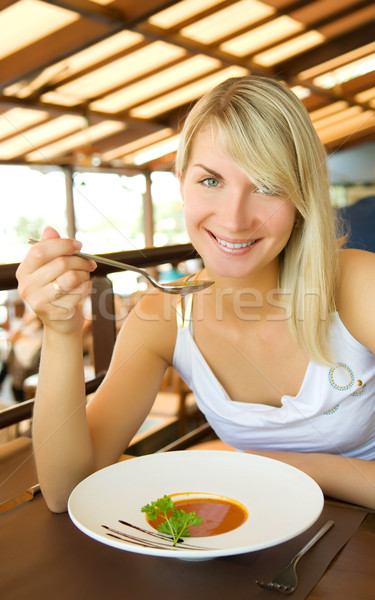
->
<box><xmin>210</xmin><ymin>231</ymin><xmax>257</xmax><ymax>250</ymax></box>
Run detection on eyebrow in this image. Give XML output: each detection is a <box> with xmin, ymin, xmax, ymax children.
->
<box><xmin>192</xmin><ymin>163</ymin><xmax>222</xmax><ymax>179</ymax></box>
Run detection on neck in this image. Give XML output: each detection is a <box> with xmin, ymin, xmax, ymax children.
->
<box><xmin>200</xmin><ymin>261</ymin><xmax>285</xmax><ymax>321</ymax></box>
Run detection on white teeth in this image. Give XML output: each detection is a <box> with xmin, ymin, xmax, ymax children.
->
<box><xmin>214</xmin><ymin>235</ymin><xmax>255</xmax><ymax>249</ymax></box>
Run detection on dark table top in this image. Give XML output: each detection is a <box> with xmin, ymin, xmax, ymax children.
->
<box><xmin>1</xmin><ymin>437</ymin><xmax>374</xmax><ymax>600</ymax></box>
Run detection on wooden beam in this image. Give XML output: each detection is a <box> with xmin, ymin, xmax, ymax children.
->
<box><xmin>143</xmin><ymin>171</ymin><xmax>154</xmax><ymax>247</ymax></box>
<box><xmin>277</xmin><ymin>21</ymin><xmax>375</xmax><ymax>78</ymax></box>
<box><xmin>63</xmin><ymin>166</ymin><xmax>76</xmax><ymax>238</ymax></box>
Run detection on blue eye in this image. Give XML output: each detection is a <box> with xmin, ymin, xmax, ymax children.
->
<box><xmin>202</xmin><ymin>177</ymin><xmax>220</xmax><ymax>187</ymax></box>
<box><xmin>256</xmin><ymin>186</ymin><xmax>281</xmax><ymax>196</ymax></box>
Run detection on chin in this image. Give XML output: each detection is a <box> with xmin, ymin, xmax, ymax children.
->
<box><xmin>203</xmin><ymin>258</ymin><xmax>255</xmax><ymax>281</ymax></box>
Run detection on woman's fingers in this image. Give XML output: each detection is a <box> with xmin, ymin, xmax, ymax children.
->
<box><xmin>45</xmin><ymin>279</ymin><xmax>93</xmax><ymax>324</ymax></box>
<box><xmin>41</xmin><ymin>225</ymin><xmax>61</xmax><ymax>241</ymax></box>
<box><xmin>16</xmin><ymin>230</ymin><xmax>97</xmax><ymax>332</ymax></box>
<box><xmin>27</xmin><ymin>235</ymin><xmax>82</xmax><ymax>270</ymax></box>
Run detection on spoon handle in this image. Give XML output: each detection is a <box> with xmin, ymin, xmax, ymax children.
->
<box><xmin>75</xmin><ymin>251</ymin><xmax>148</xmax><ymax>277</ymax></box>
<box><xmin>28</xmin><ymin>238</ymin><xmax>148</xmax><ymax>277</ymax></box>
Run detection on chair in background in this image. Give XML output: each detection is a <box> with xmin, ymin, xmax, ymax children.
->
<box><xmin>337</xmin><ymin>195</ymin><xmax>375</xmax><ymax>252</ymax></box>
<box><xmin>151</xmin><ymin>366</ymin><xmax>205</xmax><ymax>436</ymax></box>
<box><xmin>0</xmin><ymin>243</ymin><xmax>203</xmax><ymax>453</ymax></box>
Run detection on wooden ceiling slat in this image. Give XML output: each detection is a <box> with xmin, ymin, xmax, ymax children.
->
<box><xmin>342</xmin><ymin>71</ymin><xmax>375</xmax><ymax>97</ymax></box>
<box><xmin>9</xmin><ymin>123</ymin><xmax>84</xmax><ymax>161</ymax></box>
<box><xmin>318</xmin><ymin>3</ymin><xmax>375</xmax><ymax>38</ymax></box>
<box><xmin>0</xmin><ymin>0</ymin><xmax>17</xmax><ymax>10</ymax></box>
<box><xmin>136</xmin><ymin>21</ymin><xmax>268</xmax><ymax>75</ymax></box>
<box><xmin>276</xmin><ymin>20</ymin><xmax>375</xmax><ymax>77</ymax></box>
<box><xmin>110</xmin><ymin>0</ymin><xmax>183</xmax><ymax>23</ymax></box>
<box><xmin>290</xmin><ymin>0</ymin><xmax>367</xmax><ymax>24</ymax></box>
<box><xmin>191</xmin><ymin>0</ymin><xmax>313</xmax><ymax>48</ymax></box>
<box><xmin>0</xmin><ymin>0</ymin><xmax>185</xmax><ymax>96</ymax></box>
<box><xmin>160</xmin><ymin>0</ymin><xmax>240</xmax><ymax>32</ymax></box>
<box><xmin>0</xmin><ymin>0</ymin><xmax>374</xmax><ymax>167</ymax></box>
<box><xmin>88</xmin><ymin>55</ymin><xmax>196</xmax><ymax>111</ymax></box>
<box><xmin>243</xmin><ymin>0</ymin><xmax>375</xmax><ymax>60</ymax></box>
<box><xmin>0</xmin><ymin>19</ymin><xmax>112</xmax><ymax>89</ymax></box>
<box><xmin>29</xmin><ymin>38</ymin><xmax>150</xmax><ymax>101</ymax></box>
<box><xmin>42</xmin><ymin>0</ymin><xmax>126</xmax><ymax>24</ymax></box>
<box><xmin>0</xmin><ymin>112</ymin><xmax>52</xmax><ymax>144</ymax></box>
<box><xmin>116</xmin><ymin>64</ymin><xmax>225</xmax><ymax>116</ymax></box>
<box><xmin>0</xmin><ymin>94</ymin><xmax>165</xmax><ymax>132</ymax></box>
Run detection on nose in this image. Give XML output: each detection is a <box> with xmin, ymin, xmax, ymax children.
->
<box><xmin>218</xmin><ymin>189</ymin><xmax>258</xmax><ymax>234</ymax></box>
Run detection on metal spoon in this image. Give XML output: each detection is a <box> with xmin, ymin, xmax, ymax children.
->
<box><xmin>28</xmin><ymin>238</ymin><xmax>213</xmax><ymax>295</ymax></box>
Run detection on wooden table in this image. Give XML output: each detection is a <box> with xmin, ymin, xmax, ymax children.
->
<box><xmin>1</xmin><ymin>439</ymin><xmax>374</xmax><ymax>600</ymax></box>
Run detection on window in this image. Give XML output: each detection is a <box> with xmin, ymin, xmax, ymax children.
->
<box><xmin>0</xmin><ymin>165</ymin><xmax>67</xmax><ymax>263</ymax></box>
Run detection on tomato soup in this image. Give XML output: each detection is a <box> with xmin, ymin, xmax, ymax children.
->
<box><xmin>147</xmin><ymin>493</ymin><xmax>248</xmax><ymax>537</ymax></box>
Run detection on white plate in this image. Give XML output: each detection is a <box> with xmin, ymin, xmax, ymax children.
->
<box><xmin>68</xmin><ymin>451</ymin><xmax>323</xmax><ymax>560</ymax></box>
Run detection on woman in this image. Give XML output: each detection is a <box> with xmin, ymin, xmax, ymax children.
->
<box><xmin>17</xmin><ymin>76</ymin><xmax>375</xmax><ymax>512</ymax></box>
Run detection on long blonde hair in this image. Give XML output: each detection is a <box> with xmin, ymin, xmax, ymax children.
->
<box><xmin>176</xmin><ymin>76</ymin><xmax>339</xmax><ymax>364</ymax></box>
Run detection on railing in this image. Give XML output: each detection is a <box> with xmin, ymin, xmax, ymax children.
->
<box><xmin>0</xmin><ymin>243</ymin><xmax>199</xmax><ymax>429</ymax></box>
<box><xmin>0</xmin><ymin>243</ymin><xmax>198</xmax><ymax>289</ymax></box>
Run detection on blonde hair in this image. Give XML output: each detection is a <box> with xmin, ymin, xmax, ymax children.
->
<box><xmin>176</xmin><ymin>76</ymin><xmax>339</xmax><ymax>364</ymax></box>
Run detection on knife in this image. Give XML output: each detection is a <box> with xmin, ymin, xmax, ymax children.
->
<box><xmin>0</xmin><ymin>484</ymin><xmax>41</xmax><ymax>515</ymax></box>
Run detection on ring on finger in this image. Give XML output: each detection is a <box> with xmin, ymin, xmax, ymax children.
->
<box><xmin>52</xmin><ymin>280</ymin><xmax>64</xmax><ymax>295</ymax></box>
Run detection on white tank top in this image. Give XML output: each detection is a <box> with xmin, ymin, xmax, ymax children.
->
<box><xmin>173</xmin><ymin>294</ymin><xmax>375</xmax><ymax>459</ymax></box>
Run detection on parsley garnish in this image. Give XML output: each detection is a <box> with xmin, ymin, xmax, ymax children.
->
<box><xmin>141</xmin><ymin>495</ymin><xmax>202</xmax><ymax>546</ymax></box>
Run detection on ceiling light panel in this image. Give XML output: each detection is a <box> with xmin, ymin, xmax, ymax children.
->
<box><xmin>4</xmin><ymin>31</ymin><xmax>144</xmax><ymax>101</ymax></box>
<box><xmin>3</xmin><ymin>31</ymin><xmax>145</xmax><ymax>100</ymax></box>
<box><xmin>290</xmin><ymin>85</ymin><xmax>311</xmax><ymax>100</ymax></box>
<box><xmin>91</xmin><ymin>55</ymin><xmax>221</xmax><ymax>113</ymax></box>
<box><xmin>254</xmin><ymin>30</ymin><xmax>325</xmax><ymax>66</ymax></box>
<box><xmin>0</xmin><ymin>109</ymin><xmax>49</xmax><ymax>141</ymax></box>
<box><xmin>313</xmin><ymin>54</ymin><xmax>375</xmax><ymax>89</ymax></box>
<box><xmin>309</xmin><ymin>101</ymin><xmax>349</xmax><ymax>122</ymax></box>
<box><xmin>130</xmin><ymin>65</ymin><xmax>249</xmax><ymax>118</ymax></box>
<box><xmin>180</xmin><ymin>0</ymin><xmax>275</xmax><ymax>44</ymax></box>
<box><xmin>319</xmin><ymin>5</ymin><xmax>375</xmax><ymax>38</ymax></box>
<box><xmin>132</xmin><ymin>135</ymin><xmax>180</xmax><ymax>165</ymax></box>
<box><xmin>318</xmin><ymin>110</ymin><xmax>375</xmax><ymax>144</ymax></box>
<box><xmin>313</xmin><ymin>106</ymin><xmax>363</xmax><ymax>131</ymax></box>
<box><xmin>54</xmin><ymin>42</ymin><xmax>186</xmax><ymax>100</ymax></box>
<box><xmin>0</xmin><ymin>115</ymin><xmax>85</xmax><ymax>159</ymax></box>
<box><xmin>26</xmin><ymin>120</ymin><xmax>125</xmax><ymax>162</ymax></box>
<box><xmin>148</xmin><ymin>0</ymin><xmax>221</xmax><ymax>28</ymax></box>
<box><xmin>88</xmin><ymin>0</ymin><xmax>114</xmax><ymax>5</ymax></box>
<box><xmin>45</xmin><ymin>31</ymin><xmax>145</xmax><ymax>86</ymax></box>
<box><xmin>101</xmin><ymin>129</ymin><xmax>175</xmax><ymax>161</ymax></box>
<box><xmin>298</xmin><ymin>41</ymin><xmax>375</xmax><ymax>80</ymax></box>
<box><xmin>220</xmin><ymin>15</ymin><xmax>303</xmax><ymax>56</ymax></box>
<box><xmin>0</xmin><ymin>0</ymin><xmax>79</xmax><ymax>60</ymax></box>
<box><xmin>40</xmin><ymin>92</ymin><xmax>88</xmax><ymax>107</ymax></box>
<box><xmin>355</xmin><ymin>87</ymin><xmax>375</xmax><ymax>104</ymax></box>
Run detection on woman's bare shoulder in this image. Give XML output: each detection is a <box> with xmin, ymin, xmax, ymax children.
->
<box><xmin>337</xmin><ymin>248</ymin><xmax>375</xmax><ymax>352</ymax></box>
<box><xmin>338</xmin><ymin>248</ymin><xmax>375</xmax><ymax>290</ymax></box>
<box><xmin>116</xmin><ymin>289</ymin><xmax>181</xmax><ymax>364</ymax></box>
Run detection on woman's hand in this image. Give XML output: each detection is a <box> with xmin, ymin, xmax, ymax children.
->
<box><xmin>16</xmin><ymin>226</ymin><xmax>96</xmax><ymax>334</ymax></box>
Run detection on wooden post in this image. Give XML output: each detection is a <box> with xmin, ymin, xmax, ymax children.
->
<box><xmin>90</xmin><ymin>275</ymin><xmax>116</xmax><ymax>375</ymax></box>
<box><xmin>143</xmin><ymin>171</ymin><xmax>154</xmax><ymax>247</ymax></box>
<box><xmin>143</xmin><ymin>171</ymin><xmax>157</xmax><ymax>279</ymax></box>
<box><xmin>63</xmin><ymin>166</ymin><xmax>76</xmax><ymax>239</ymax></box>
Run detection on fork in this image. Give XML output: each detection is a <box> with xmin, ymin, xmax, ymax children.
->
<box><xmin>28</xmin><ymin>238</ymin><xmax>214</xmax><ymax>295</ymax></box>
<box><xmin>256</xmin><ymin>519</ymin><xmax>334</xmax><ymax>594</ymax></box>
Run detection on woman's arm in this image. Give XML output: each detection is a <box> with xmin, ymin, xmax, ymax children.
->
<box><xmin>256</xmin><ymin>249</ymin><xmax>373</xmax><ymax>511</ymax></box>
<box><xmin>17</xmin><ymin>227</ymin><xmax>96</xmax><ymax>511</ymax></box>
<box><xmin>32</xmin><ymin>327</ymin><xmax>93</xmax><ymax>512</ymax></box>
<box><xmin>247</xmin><ymin>449</ymin><xmax>375</xmax><ymax>509</ymax></box>
<box><xmin>17</xmin><ymin>228</ymin><xmax>175</xmax><ymax>513</ymax></box>
<box><xmin>85</xmin><ymin>291</ymin><xmax>175</xmax><ymax>471</ymax></box>
<box><xmin>33</xmin><ymin>293</ymin><xmax>172</xmax><ymax>513</ymax></box>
